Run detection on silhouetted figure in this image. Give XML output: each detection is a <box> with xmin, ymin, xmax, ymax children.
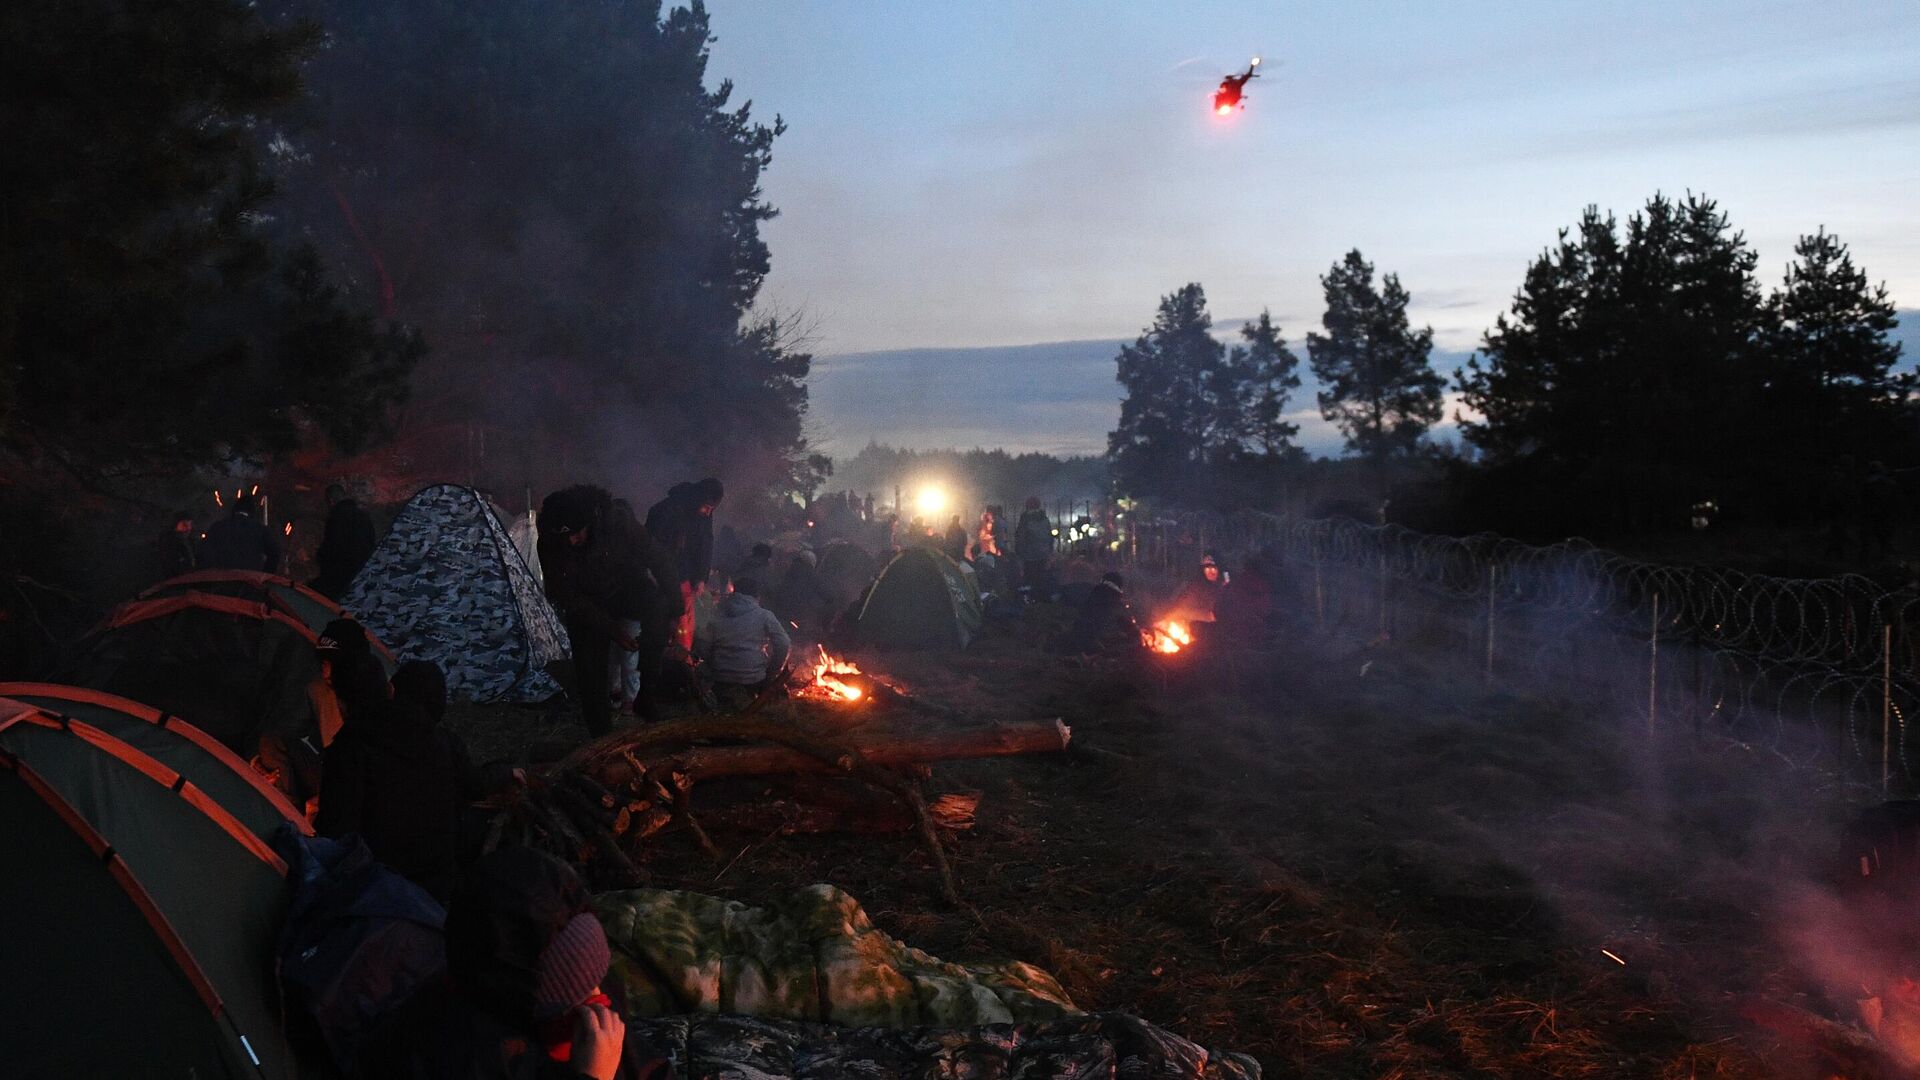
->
<box><xmin>538</xmin><ymin>486</ymin><xmax>674</xmax><ymax>734</ymax></box>
<box><xmin>358</xmin><ymin>848</ymin><xmax>669</xmax><ymax>1079</ymax></box>
<box><xmin>736</xmin><ymin>542</ymin><xmax>774</xmax><ymax>585</ymax></box>
<box><xmin>1053</xmin><ymin>572</ymin><xmax>1139</xmax><ymax>654</ymax></box>
<box><xmin>647</xmin><ymin>478</ymin><xmax>724</xmax><ymax>651</ymax></box>
<box><xmin>1014</xmin><ymin>497</ymin><xmax>1054</xmax><ymax>594</ymax></box>
<box><xmin>152</xmin><ymin>510</ymin><xmax>197</xmax><ymax>583</ymax></box>
<box><xmin>772</xmin><ymin>549</ymin><xmax>833</xmax><ymax>637</ymax></box>
<box><xmin>313</xmin><ymin>483</ymin><xmax>378</xmax><ymax>599</ymax></box>
<box><xmin>199</xmin><ymin>492</ymin><xmax>281</xmax><ymax>572</ymax></box>
<box><xmin>1167</xmin><ymin>554</ymin><xmax>1228</xmax><ymax>624</ymax></box>
<box><xmin>943</xmin><ymin>516</ymin><xmax>969</xmax><ymax>562</ymax></box>
<box><xmin>316</xmin><ymin>659</ymin><xmax>464</xmax><ymax>900</ymax></box>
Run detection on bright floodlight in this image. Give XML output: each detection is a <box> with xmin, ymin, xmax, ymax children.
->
<box><xmin>1250</xmin><ymin>56</ymin><xmax>1261</xmax><ymax>66</ymax></box>
<box><xmin>916</xmin><ymin>485</ymin><xmax>949</xmax><ymax>518</ymax></box>
<box><xmin>1216</xmin><ymin>103</ymin><xmax>1234</xmax><ymax>115</ymax></box>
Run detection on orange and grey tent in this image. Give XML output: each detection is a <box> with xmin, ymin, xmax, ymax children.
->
<box><xmin>0</xmin><ymin>695</ymin><xmax>303</xmax><ymax>1077</ymax></box>
<box><xmin>0</xmin><ymin>682</ymin><xmax>311</xmax><ymax>839</ymax></box>
<box><xmin>141</xmin><ymin>570</ymin><xmax>398</xmax><ymax>672</ymax></box>
<box><xmin>54</xmin><ymin>591</ymin><xmax>334</xmax><ymax>769</ymax></box>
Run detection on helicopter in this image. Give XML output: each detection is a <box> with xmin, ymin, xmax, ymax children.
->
<box><xmin>1212</xmin><ymin>56</ymin><xmax>1261</xmax><ymax>115</ymax></box>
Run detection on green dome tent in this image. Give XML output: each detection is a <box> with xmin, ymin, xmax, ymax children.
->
<box><xmin>855</xmin><ymin>548</ymin><xmax>983</xmax><ymax>650</ymax></box>
<box><xmin>0</xmin><ymin>695</ymin><xmax>302</xmax><ymax>1077</ymax></box>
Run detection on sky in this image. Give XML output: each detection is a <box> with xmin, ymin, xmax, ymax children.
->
<box><xmin>705</xmin><ymin>1</ymin><xmax>1920</xmax><ymax>457</ymax></box>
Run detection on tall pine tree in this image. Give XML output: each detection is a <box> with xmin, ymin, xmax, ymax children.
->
<box><xmin>1306</xmin><ymin>251</ymin><xmax>1443</xmax><ymax>465</ymax></box>
<box><xmin>0</xmin><ymin>1</ymin><xmax>420</xmax><ymax>489</ymax></box>
<box><xmin>1224</xmin><ymin>311</ymin><xmax>1303</xmax><ymax>460</ymax></box>
<box><xmin>1767</xmin><ymin>227</ymin><xmax>1908</xmax><ymax>450</ymax></box>
<box><xmin>1108</xmin><ymin>284</ymin><xmax>1225</xmax><ymax>499</ymax></box>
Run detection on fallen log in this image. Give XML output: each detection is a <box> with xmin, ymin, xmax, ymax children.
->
<box><xmin>581</xmin><ymin>719</ymin><xmax>1071</xmax><ymax>786</ymax></box>
<box><xmin>699</xmin><ymin>791</ymin><xmax>979</xmax><ymax>837</ymax></box>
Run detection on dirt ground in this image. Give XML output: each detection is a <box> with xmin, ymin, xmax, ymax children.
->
<box><xmin>450</xmin><ymin>604</ymin><xmax>1882</xmax><ymax>1079</ymax></box>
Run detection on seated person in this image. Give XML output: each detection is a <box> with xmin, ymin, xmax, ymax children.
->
<box><xmin>358</xmin><ymin>848</ymin><xmax>669</xmax><ymax>1079</ymax></box>
<box><xmin>694</xmin><ymin>577</ymin><xmax>792</xmax><ymax>696</ymax></box>
<box><xmin>1051</xmin><ymin>572</ymin><xmax>1140</xmax><ymax>654</ymax></box>
<box><xmin>316</xmin><ymin>656</ymin><xmax>465</xmax><ymax>901</ymax></box>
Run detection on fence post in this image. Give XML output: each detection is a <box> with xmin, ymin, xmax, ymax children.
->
<box><xmin>1885</xmin><ymin>623</ymin><xmax>1894</xmax><ymax>797</ymax></box>
<box><xmin>1648</xmin><ymin>593</ymin><xmax>1661</xmax><ymax>737</ymax></box>
<box><xmin>1314</xmin><ymin>561</ymin><xmax>1325</xmax><ymax>630</ymax></box>
<box><xmin>1485</xmin><ymin>564</ymin><xmax>1497</xmax><ymax>684</ymax></box>
<box><xmin>1378</xmin><ymin>547</ymin><xmax>1389</xmax><ymax>640</ymax></box>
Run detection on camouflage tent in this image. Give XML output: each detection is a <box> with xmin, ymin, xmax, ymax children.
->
<box><xmin>343</xmin><ymin>485</ymin><xmax>568</xmax><ymax>703</ymax></box>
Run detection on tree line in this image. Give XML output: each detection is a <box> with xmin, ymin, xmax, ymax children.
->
<box><xmin>1</xmin><ymin>0</ymin><xmax>813</xmax><ymax>505</ymax></box>
<box><xmin>1109</xmin><ymin>192</ymin><xmax>1907</xmax><ymax>537</ymax></box>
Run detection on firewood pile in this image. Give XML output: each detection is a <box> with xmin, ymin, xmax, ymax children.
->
<box><xmin>484</xmin><ymin>665</ymin><xmax>1070</xmax><ymax>903</ymax></box>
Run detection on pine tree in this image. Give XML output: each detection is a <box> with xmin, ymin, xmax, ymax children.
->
<box><xmin>1108</xmin><ymin>284</ymin><xmax>1225</xmax><ymax>499</ymax></box>
<box><xmin>1769</xmin><ymin>228</ymin><xmax>1907</xmax><ymax>422</ymax></box>
<box><xmin>1233</xmin><ymin>311</ymin><xmax>1304</xmax><ymax>460</ymax></box>
<box><xmin>0</xmin><ymin>1</ymin><xmax>418</xmax><ymax>487</ymax></box>
<box><xmin>1306</xmin><ymin>251</ymin><xmax>1443</xmax><ymax>465</ymax></box>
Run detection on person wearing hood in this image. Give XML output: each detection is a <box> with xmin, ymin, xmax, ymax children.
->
<box><xmin>646</xmin><ymin>478</ymin><xmax>724</xmax><ymax>651</ymax></box>
<box><xmin>695</xmin><ymin>577</ymin><xmax>790</xmax><ymax>696</ymax></box>
<box><xmin>770</xmin><ymin>548</ymin><xmax>833</xmax><ymax>636</ymax></box>
<box><xmin>1013</xmin><ymin>497</ymin><xmax>1054</xmax><ymax>593</ymax></box>
<box><xmin>358</xmin><ymin>848</ymin><xmax>670</xmax><ymax>1080</ymax></box>
<box><xmin>539</xmin><ymin>486</ymin><xmax>676</xmax><ymax>733</ymax></box>
<box><xmin>312</xmin><ymin>482</ymin><xmax>379</xmax><ymax>599</ymax></box>
<box><xmin>199</xmin><ymin>491</ymin><xmax>282</xmax><ymax>572</ymax></box>
<box><xmin>316</xmin><ymin>657</ymin><xmax>465</xmax><ymax>901</ymax></box>
<box><xmin>1052</xmin><ymin>572</ymin><xmax>1141</xmax><ymax>654</ymax></box>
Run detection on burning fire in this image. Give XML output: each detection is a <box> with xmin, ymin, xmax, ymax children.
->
<box><xmin>802</xmin><ymin>646</ymin><xmax>865</xmax><ymax>702</ymax></box>
<box><xmin>1143</xmin><ymin>620</ymin><xmax>1192</xmax><ymax>654</ymax></box>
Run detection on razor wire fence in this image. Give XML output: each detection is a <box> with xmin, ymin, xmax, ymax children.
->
<box><xmin>1107</xmin><ymin>509</ymin><xmax>1919</xmax><ymax>794</ymax></box>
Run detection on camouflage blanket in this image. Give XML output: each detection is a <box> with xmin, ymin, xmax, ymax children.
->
<box><xmin>343</xmin><ymin>485</ymin><xmax>568</xmax><ymax>703</ymax></box>
<box><xmin>631</xmin><ymin>1012</ymin><xmax>1262</xmax><ymax>1080</ymax></box>
<box><xmin>593</xmin><ymin>885</ymin><xmax>1076</xmax><ymax>1028</ymax></box>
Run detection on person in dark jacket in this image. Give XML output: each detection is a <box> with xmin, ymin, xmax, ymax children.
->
<box><xmin>1052</xmin><ymin>572</ymin><xmax>1140</xmax><ymax>654</ymax></box>
<box><xmin>735</xmin><ymin>542</ymin><xmax>774</xmax><ymax>586</ymax></box>
<box><xmin>199</xmin><ymin>492</ymin><xmax>282</xmax><ymax>572</ymax></box>
<box><xmin>151</xmin><ymin>510</ymin><xmax>197</xmax><ymax>583</ymax></box>
<box><xmin>645</xmin><ymin>478</ymin><xmax>723</xmax><ymax>651</ymax></box>
<box><xmin>1013</xmin><ymin>497</ymin><xmax>1054</xmax><ymax>594</ymax></box>
<box><xmin>770</xmin><ymin>549</ymin><xmax>833</xmax><ymax>637</ymax></box>
<box><xmin>943</xmin><ymin>516</ymin><xmax>969</xmax><ymax>563</ymax></box>
<box><xmin>316</xmin><ymin>656</ymin><xmax>465</xmax><ymax>900</ymax></box>
<box><xmin>313</xmin><ymin>483</ymin><xmax>379</xmax><ymax>599</ymax></box>
<box><xmin>357</xmin><ymin>848</ymin><xmax>670</xmax><ymax>1080</ymax></box>
<box><xmin>539</xmin><ymin>486</ymin><xmax>675</xmax><ymax>733</ymax></box>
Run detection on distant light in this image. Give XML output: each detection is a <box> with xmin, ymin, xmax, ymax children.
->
<box><xmin>1250</xmin><ymin>56</ymin><xmax>1261</xmax><ymax>67</ymax></box>
<box><xmin>1216</xmin><ymin>103</ymin><xmax>1234</xmax><ymax>116</ymax></box>
<box><xmin>916</xmin><ymin>485</ymin><xmax>948</xmax><ymax>518</ymax></box>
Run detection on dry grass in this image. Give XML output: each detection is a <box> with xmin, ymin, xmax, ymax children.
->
<box><xmin>445</xmin><ymin>607</ymin><xmax>1875</xmax><ymax>1078</ymax></box>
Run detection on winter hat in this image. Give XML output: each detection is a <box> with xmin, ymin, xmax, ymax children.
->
<box><xmin>694</xmin><ymin>477</ymin><xmax>725</xmax><ymax>506</ymax></box>
<box><xmin>530</xmin><ymin>912</ymin><xmax>612</xmax><ymax>1020</ymax></box>
<box><xmin>391</xmin><ymin>660</ymin><xmax>448</xmax><ymax>724</ymax></box>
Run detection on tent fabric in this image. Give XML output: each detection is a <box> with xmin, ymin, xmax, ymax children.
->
<box><xmin>0</xmin><ymin>681</ymin><xmax>309</xmax><ymax>840</ymax></box>
<box><xmin>141</xmin><ymin>570</ymin><xmax>399</xmax><ymax>672</ymax></box>
<box><xmin>855</xmin><ymin>548</ymin><xmax>983</xmax><ymax>650</ymax></box>
<box><xmin>594</xmin><ymin>883</ymin><xmax>1075</xmax><ymax>1028</ymax></box>
<box><xmin>0</xmin><ymin>697</ymin><xmax>300</xmax><ymax>1077</ymax></box>
<box><xmin>343</xmin><ymin>484</ymin><xmax>568</xmax><ymax>702</ymax></box>
<box><xmin>55</xmin><ymin>594</ymin><xmax>327</xmax><ymax>766</ymax></box>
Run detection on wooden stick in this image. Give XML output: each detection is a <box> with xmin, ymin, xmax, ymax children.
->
<box><xmin>566</xmin><ymin>718</ymin><xmax>1070</xmax><ymax>785</ymax></box>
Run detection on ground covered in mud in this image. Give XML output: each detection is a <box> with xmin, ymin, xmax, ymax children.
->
<box><xmin>451</xmin><ymin>605</ymin><xmax>1880</xmax><ymax>1079</ymax></box>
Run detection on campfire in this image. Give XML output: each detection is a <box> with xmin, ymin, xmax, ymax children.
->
<box><xmin>798</xmin><ymin>646</ymin><xmax>866</xmax><ymax>702</ymax></box>
<box><xmin>1143</xmin><ymin>619</ymin><xmax>1192</xmax><ymax>655</ymax></box>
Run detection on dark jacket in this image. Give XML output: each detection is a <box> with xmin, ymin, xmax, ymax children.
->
<box><xmin>314</xmin><ymin>499</ymin><xmax>379</xmax><ymax>598</ymax></box>
<box><xmin>645</xmin><ymin>488</ymin><xmax>713</xmax><ymax>589</ymax></box>
<box><xmin>359</xmin><ymin>848</ymin><xmax>671</xmax><ymax>1080</ymax></box>
<box><xmin>1014</xmin><ymin>509</ymin><xmax>1054</xmax><ymax>561</ymax></box>
<box><xmin>1058</xmin><ymin>580</ymin><xmax>1137</xmax><ymax>653</ymax></box>
<box><xmin>538</xmin><ymin>490</ymin><xmax>673</xmax><ymax>640</ymax></box>
<box><xmin>315</xmin><ymin>694</ymin><xmax>463</xmax><ymax>901</ymax></box>
<box><xmin>152</xmin><ymin>527</ymin><xmax>196</xmax><ymax>583</ymax></box>
<box><xmin>199</xmin><ymin>509</ymin><xmax>282</xmax><ymax>572</ymax></box>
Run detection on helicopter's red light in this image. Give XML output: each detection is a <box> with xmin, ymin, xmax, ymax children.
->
<box><xmin>1216</xmin><ymin>103</ymin><xmax>1234</xmax><ymax>116</ymax></box>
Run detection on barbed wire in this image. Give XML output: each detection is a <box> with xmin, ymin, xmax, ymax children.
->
<box><xmin>1116</xmin><ymin>509</ymin><xmax>1917</xmax><ymax>790</ymax></box>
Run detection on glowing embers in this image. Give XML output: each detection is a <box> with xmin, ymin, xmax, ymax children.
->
<box><xmin>797</xmin><ymin>645</ymin><xmax>865</xmax><ymax>702</ymax></box>
<box><xmin>1143</xmin><ymin>620</ymin><xmax>1192</xmax><ymax>655</ymax></box>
